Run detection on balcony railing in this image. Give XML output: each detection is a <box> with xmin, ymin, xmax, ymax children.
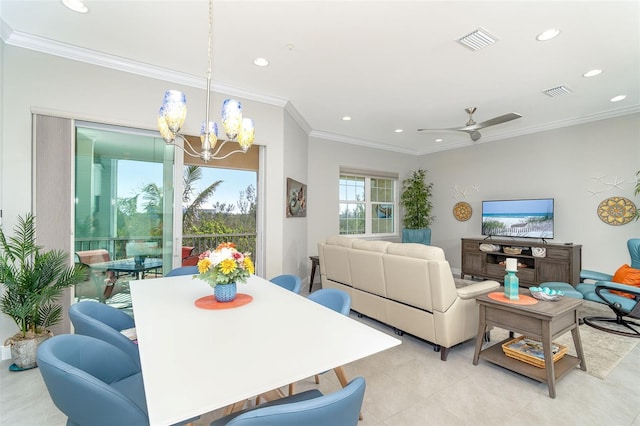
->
<box><xmin>182</xmin><ymin>233</ymin><xmax>256</xmax><ymax>256</ymax></box>
<box><xmin>75</xmin><ymin>233</ymin><xmax>257</xmax><ymax>262</ymax></box>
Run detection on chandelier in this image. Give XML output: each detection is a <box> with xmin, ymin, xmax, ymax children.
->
<box><xmin>157</xmin><ymin>0</ymin><xmax>255</xmax><ymax>162</ymax></box>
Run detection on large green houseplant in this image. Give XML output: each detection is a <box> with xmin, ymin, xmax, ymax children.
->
<box><xmin>0</xmin><ymin>213</ymin><xmax>87</xmax><ymax>369</ymax></box>
<box><xmin>400</xmin><ymin>169</ymin><xmax>434</xmax><ymax>245</ymax></box>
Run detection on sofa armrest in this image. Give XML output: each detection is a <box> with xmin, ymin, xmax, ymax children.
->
<box><xmin>456</xmin><ymin>280</ymin><xmax>500</xmax><ymax>300</ymax></box>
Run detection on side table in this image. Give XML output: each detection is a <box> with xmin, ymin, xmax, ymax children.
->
<box><xmin>472</xmin><ymin>289</ymin><xmax>587</xmax><ymax>398</ymax></box>
<box><xmin>309</xmin><ymin>255</ymin><xmax>320</xmax><ymax>292</ymax></box>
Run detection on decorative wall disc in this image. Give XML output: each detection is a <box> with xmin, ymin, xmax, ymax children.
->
<box><xmin>597</xmin><ymin>196</ymin><xmax>636</xmax><ymax>226</ymax></box>
<box><xmin>453</xmin><ymin>201</ymin><xmax>472</xmax><ymax>221</ymax></box>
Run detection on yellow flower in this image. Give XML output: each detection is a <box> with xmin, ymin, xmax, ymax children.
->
<box><xmin>244</xmin><ymin>257</ymin><xmax>255</xmax><ymax>274</ymax></box>
<box><xmin>197</xmin><ymin>258</ymin><xmax>212</xmax><ymax>274</ymax></box>
<box><xmin>219</xmin><ymin>258</ymin><xmax>237</xmax><ymax>275</ymax></box>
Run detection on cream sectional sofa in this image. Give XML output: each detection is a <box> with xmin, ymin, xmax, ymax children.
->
<box><xmin>318</xmin><ymin>236</ymin><xmax>499</xmax><ymax>360</ymax></box>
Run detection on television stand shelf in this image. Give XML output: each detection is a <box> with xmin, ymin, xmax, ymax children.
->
<box><xmin>460</xmin><ymin>238</ymin><xmax>582</xmax><ymax>287</ymax></box>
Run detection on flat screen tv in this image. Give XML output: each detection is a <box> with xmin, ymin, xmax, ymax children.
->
<box><xmin>481</xmin><ymin>198</ymin><xmax>554</xmax><ymax>239</ymax></box>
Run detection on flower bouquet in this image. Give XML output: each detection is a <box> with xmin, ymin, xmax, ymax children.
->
<box><xmin>196</xmin><ymin>242</ymin><xmax>254</xmax><ymax>287</ymax></box>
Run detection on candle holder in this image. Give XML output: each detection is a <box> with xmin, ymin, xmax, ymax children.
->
<box><xmin>504</xmin><ymin>258</ymin><xmax>519</xmax><ymax>300</ymax></box>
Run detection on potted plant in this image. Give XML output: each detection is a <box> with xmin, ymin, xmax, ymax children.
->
<box><xmin>0</xmin><ymin>213</ymin><xmax>87</xmax><ymax>369</ymax></box>
<box><xmin>196</xmin><ymin>242</ymin><xmax>254</xmax><ymax>302</ymax></box>
<box><xmin>400</xmin><ymin>169</ymin><xmax>434</xmax><ymax>245</ymax></box>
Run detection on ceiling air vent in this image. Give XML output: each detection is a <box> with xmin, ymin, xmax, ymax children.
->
<box><xmin>543</xmin><ymin>85</ymin><xmax>572</xmax><ymax>97</ymax></box>
<box><xmin>457</xmin><ymin>28</ymin><xmax>498</xmax><ymax>51</ymax></box>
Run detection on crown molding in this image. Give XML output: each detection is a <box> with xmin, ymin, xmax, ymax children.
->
<box><xmin>309</xmin><ymin>130</ymin><xmax>421</xmax><ymax>156</ymax></box>
<box><xmin>1</xmin><ymin>23</ymin><xmax>289</xmax><ymax>109</ymax></box>
<box><xmin>284</xmin><ymin>103</ymin><xmax>312</xmax><ymax>135</ymax></box>
<box><xmin>3</xmin><ymin>19</ymin><xmax>638</xmax><ymax>157</ymax></box>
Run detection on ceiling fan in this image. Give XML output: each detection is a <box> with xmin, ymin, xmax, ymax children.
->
<box><xmin>418</xmin><ymin>107</ymin><xmax>522</xmax><ymax>141</ymax></box>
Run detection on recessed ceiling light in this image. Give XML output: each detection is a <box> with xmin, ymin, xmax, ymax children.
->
<box><xmin>610</xmin><ymin>95</ymin><xmax>627</xmax><ymax>102</ymax></box>
<box><xmin>253</xmin><ymin>57</ymin><xmax>269</xmax><ymax>67</ymax></box>
<box><xmin>342</xmin><ymin>116</ymin><xmax>351</xmax><ymax>121</ymax></box>
<box><xmin>394</xmin><ymin>129</ymin><xmax>403</xmax><ymax>133</ymax></box>
<box><xmin>435</xmin><ymin>138</ymin><xmax>443</xmax><ymax>143</ymax></box>
<box><xmin>583</xmin><ymin>69</ymin><xmax>603</xmax><ymax>78</ymax></box>
<box><xmin>61</xmin><ymin>0</ymin><xmax>88</xmax><ymax>13</ymax></box>
<box><xmin>536</xmin><ymin>29</ymin><xmax>560</xmax><ymax>41</ymax></box>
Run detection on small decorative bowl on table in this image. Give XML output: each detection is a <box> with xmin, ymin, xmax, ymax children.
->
<box><xmin>498</xmin><ymin>261</ymin><xmax>528</xmax><ymax>268</ymax></box>
<box><xmin>529</xmin><ymin>286</ymin><xmax>564</xmax><ymax>301</ymax></box>
<box><xmin>503</xmin><ymin>247</ymin><xmax>523</xmax><ymax>255</ymax></box>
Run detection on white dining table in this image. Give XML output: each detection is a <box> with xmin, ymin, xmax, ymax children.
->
<box><xmin>129</xmin><ymin>274</ymin><xmax>401</xmax><ymax>426</ymax></box>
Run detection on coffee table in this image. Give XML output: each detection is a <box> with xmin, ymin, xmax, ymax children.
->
<box><xmin>472</xmin><ymin>288</ymin><xmax>587</xmax><ymax>398</ymax></box>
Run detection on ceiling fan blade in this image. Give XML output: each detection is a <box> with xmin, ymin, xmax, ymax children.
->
<box><xmin>417</xmin><ymin>127</ymin><xmax>481</xmax><ymax>142</ymax></box>
<box><xmin>418</xmin><ymin>110</ymin><xmax>522</xmax><ymax>140</ymax></box>
<box><xmin>460</xmin><ymin>113</ymin><xmax>522</xmax><ymax>131</ymax></box>
<box><xmin>461</xmin><ymin>130</ymin><xmax>482</xmax><ymax>141</ymax></box>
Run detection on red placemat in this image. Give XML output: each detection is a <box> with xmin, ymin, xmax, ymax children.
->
<box><xmin>195</xmin><ymin>293</ymin><xmax>253</xmax><ymax>310</ymax></box>
<box><xmin>487</xmin><ymin>292</ymin><xmax>538</xmax><ymax>305</ymax></box>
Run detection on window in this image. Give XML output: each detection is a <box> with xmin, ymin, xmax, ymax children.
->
<box><xmin>339</xmin><ymin>171</ymin><xmax>398</xmax><ymax>236</ymax></box>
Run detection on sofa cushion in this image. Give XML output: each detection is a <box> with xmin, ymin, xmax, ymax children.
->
<box><xmin>325</xmin><ymin>235</ymin><xmax>354</xmax><ymax>248</ymax></box>
<box><xmin>386</xmin><ymin>243</ymin><xmax>446</xmax><ymax>260</ymax></box>
<box><xmin>611</xmin><ymin>264</ymin><xmax>640</xmax><ymax>298</ymax></box>
<box><xmin>349</xmin><ymin>248</ymin><xmax>387</xmax><ymax>296</ymax></box>
<box><xmin>382</xmin><ymin>255</ymin><xmax>432</xmax><ymax>311</ymax></box>
<box><xmin>319</xmin><ymin>242</ymin><xmax>352</xmax><ymax>286</ymax></box>
<box><xmin>352</xmin><ymin>239</ymin><xmax>391</xmax><ymax>253</ymax></box>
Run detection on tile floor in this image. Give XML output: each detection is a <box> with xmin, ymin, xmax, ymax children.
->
<box><xmin>2</xmin><ymin>287</ymin><xmax>640</xmax><ymax>426</ymax></box>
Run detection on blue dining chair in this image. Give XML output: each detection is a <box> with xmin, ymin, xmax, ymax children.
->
<box><xmin>269</xmin><ymin>274</ymin><xmax>302</xmax><ymax>294</ymax></box>
<box><xmin>302</xmin><ymin>289</ymin><xmax>361</xmax><ymax>419</ymax></box>
<box><xmin>37</xmin><ymin>334</ymin><xmax>197</xmax><ymax>426</ymax></box>
<box><xmin>211</xmin><ymin>376</ymin><xmax>366</xmax><ymax>426</ymax></box>
<box><xmin>69</xmin><ymin>300</ymin><xmax>140</xmax><ymax>368</ymax></box>
<box><xmin>165</xmin><ymin>266</ymin><xmax>199</xmax><ymax>277</ymax></box>
<box><xmin>307</xmin><ymin>288</ymin><xmax>351</xmax><ymax>316</ymax></box>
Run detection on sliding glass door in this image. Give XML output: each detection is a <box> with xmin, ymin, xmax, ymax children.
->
<box><xmin>74</xmin><ymin>123</ymin><xmax>175</xmax><ymax>303</ymax></box>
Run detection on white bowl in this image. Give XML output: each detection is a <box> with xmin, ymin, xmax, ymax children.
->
<box><xmin>529</xmin><ymin>289</ymin><xmax>563</xmax><ymax>301</ymax></box>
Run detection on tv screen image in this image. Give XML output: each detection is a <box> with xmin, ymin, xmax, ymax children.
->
<box><xmin>482</xmin><ymin>198</ymin><xmax>554</xmax><ymax>239</ymax></box>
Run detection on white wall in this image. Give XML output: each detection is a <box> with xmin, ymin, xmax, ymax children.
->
<box><xmin>307</xmin><ymin>136</ymin><xmax>420</xmax><ymax>256</ymax></box>
<box><xmin>0</xmin><ymin>45</ymin><xmax>289</xmax><ymax>343</ymax></box>
<box><xmin>0</xmin><ymin>39</ymin><xmax>4</xmax><ymax>218</ymax></box>
<box><xmin>419</xmin><ymin>114</ymin><xmax>640</xmax><ymax>274</ymax></box>
<box><xmin>277</xmin><ymin>111</ymin><xmax>309</xmax><ymax>285</ymax></box>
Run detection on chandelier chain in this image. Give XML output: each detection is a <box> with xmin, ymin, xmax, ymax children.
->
<box><xmin>156</xmin><ymin>0</ymin><xmax>254</xmax><ymax>162</ymax></box>
<box><xmin>207</xmin><ymin>0</ymin><xmax>212</xmax><ymax>80</ymax></box>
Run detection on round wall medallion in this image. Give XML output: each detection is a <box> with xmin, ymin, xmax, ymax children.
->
<box><xmin>453</xmin><ymin>201</ymin><xmax>472</xmax><ymax>221</ymax></box>
<box><xmin>597</xmin><ymin>197</ymin><xmax>637</xmax><ymax>226</ymax></box>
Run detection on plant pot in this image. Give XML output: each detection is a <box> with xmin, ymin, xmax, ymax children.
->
<box><xmin>214</xmin><ymin>283</ymin><xmax>237</xmax><ymax>302</ymax></box>
<box><xmin>7</xmin><ymin>332</ymin><xmax>52</xmax><ymax>369</ymax></box>
<box><xmin>402</xmin><ymin>228</ymin><xmax>431</xmax><ymax>245</ymax></box>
